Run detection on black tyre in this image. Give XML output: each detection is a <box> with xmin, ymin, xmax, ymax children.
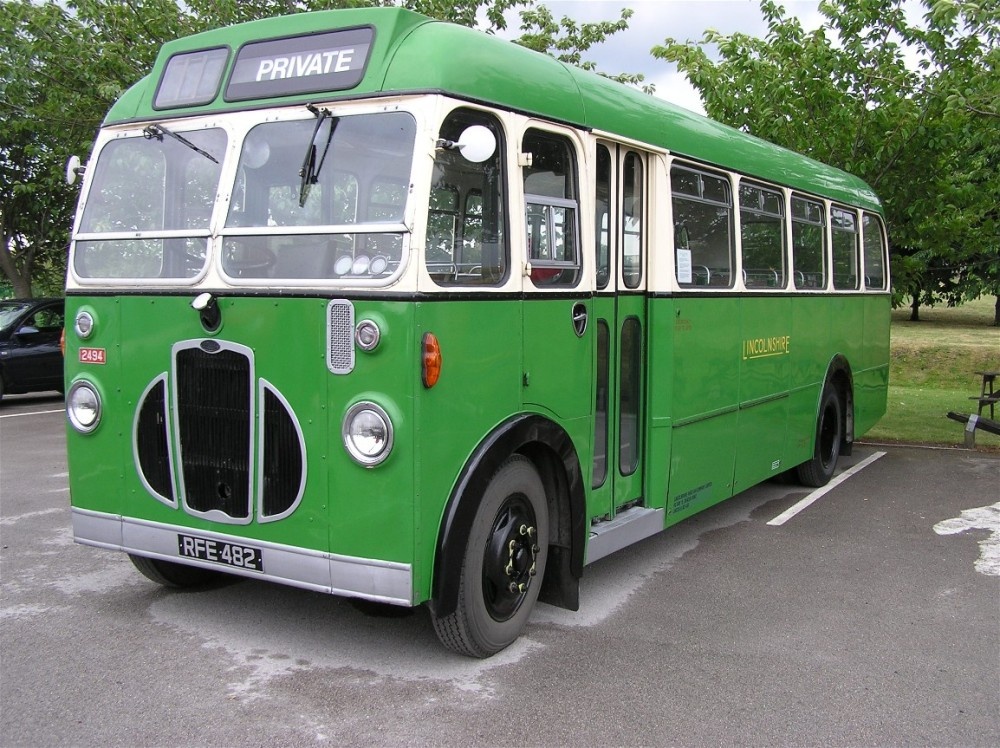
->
<box><xmin>128</xmin><ymin>554</ymin><xmax>228</xmax><ymax>588</ymax></box>
<box><xmin>796</xmin><ymin>382</ymin><xmax>843</xmax><ymax>487</ymax></box>
<box><xmin>431</xmin><ymin>455</ymin><xmax>549</xmax><ymax>658</ymax></box>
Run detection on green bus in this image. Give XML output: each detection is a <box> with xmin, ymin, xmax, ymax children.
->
<box><xmin>65</xmin><ymin>7</ymin><xmax>890</xmax><ymax>657</ymax></box>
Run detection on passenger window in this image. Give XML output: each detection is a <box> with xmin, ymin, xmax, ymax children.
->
<box><xmin>523</xmin><ymin>129</ymin><xmax>581</xmax><ymax>288</ymax></box>
<box><xmin>832</xmin><ymin>206</ymin><xmax>860</xmax><ymax>290</ymax></box>
<box><xmin>622</xmin><ymin>152</ymin><xmax>643</xmax><ymax>289</ymax></box>
<box><xmin>862</xmin><ymin>212</ymin><xmax>887</xmax><ymax>290</ymax></box>
<box><xmin>740</xmin><ymin>183</ymin><xmax>786</xmax><ymax>288</ymax></box>
<box><xmin>792</xmin><ymin>196</ymin><xmax>826</xmax><ymax>289</ymax></box>
<box><xmin>672</xmin><ymin>165</ymin><xmax>734</xmax><ymax>288</ymax></box>
<box><xmin>595</xmin><ymin>145</ymin><xmax>612</xmax><ymax>290</ymax></box>
<box><xmin>426</xmin><ymin>109</ymin><xmax>507</xmax><ymax>285</ymax></box>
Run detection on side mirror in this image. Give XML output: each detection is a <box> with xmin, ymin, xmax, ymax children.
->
<box><xmin>437</xmin><ymin>125</ymin><xmax>497</xmax><ymax>164</ymax></box>
<box><xmin>66</xmin><ymin>155</ymin><xmax>85</xmax><ymax>185</ymax></box>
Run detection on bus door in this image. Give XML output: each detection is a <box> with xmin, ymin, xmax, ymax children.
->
<box><xmin>589</xmin><ymin>142</ymin><xmax>648</xmax><ymax>521</ymax></box>
<box><xmin>521</xmin><ymin>127</ymin><xmax>594</xmax><ymax>449</ymax></box>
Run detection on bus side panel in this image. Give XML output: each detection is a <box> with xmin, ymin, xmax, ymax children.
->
<box><xmin>644</xmin><ymin>297</ymin><xmax>675</xmax><ymax>513</ymax></box>
<box><xmin>734</xmin><ymin>296</ymin><xmax>792</xmax><ymax>491</ymax></box>
<box><xmin>412</xmin><ymin>299</ymin><xmax>523</xmax><ymax>603</ymax></box>
<box><xmin>522</xmin><ymin>295</ymin><xmax>594</xmax><ymax>459</ymax></box>
<box><xmin>786</xmin><ymin>296</ymin><xmax>834</xmax><ymax>466</ymax></box>
<box><xmin>855</xmin><ymin>294</ymin><xmax>891</xmax><ymax>436</ymax></box>
<box><xmin>65</xmin><ymin>296</ymin><xmax>128</xmax><ymax>519</ymax></box>
<box><xmin>666</xmin><ymin>297</ymin><xmax>740</xmax><ymax>519</ymax></box>
<box><xmin>830</xmin><ymin>294</ymin><xmax>867</xmax><ymax>430</ymax></box>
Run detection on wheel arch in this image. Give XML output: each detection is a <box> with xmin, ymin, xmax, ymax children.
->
<box><xmin>431</xmin><ymin>413</ymin><xmax>586</xmax><ymax>619</ymax></box>
<box><xmin>825</xmin><ymin>354</ymin><xmax>855</xmax><ymax>455</ymax></box>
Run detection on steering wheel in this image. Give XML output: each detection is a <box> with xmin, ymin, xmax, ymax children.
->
<box><xmin>225</xmin><ymin>243</ymin><xmax>276</xmax><ymax>276</ymax></box>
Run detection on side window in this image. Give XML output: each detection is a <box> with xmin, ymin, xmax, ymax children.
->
<box><xmin>523</xmin><ymin>129</ymin><xmax>581</xmax><ymax>288</ymax></box>
<box><xmin>862</xmin><ymin>212</ymin><xmax>887</xmax><ymax>290</ymax></box>
<box><xmin>832</xmin><ymin>206</ymin><xmax>860</xmax><ymax>290</ymax></box>
<box><xmin>427</xmin><ymin>185</ymin><xmax>459</xmax><ymax>269</ymax></box>
<box><xmin>426</xmin><ymin>109</ymin><xmax>507</xmax><ymax>285</ymax></box>
<box><xmin>792</xmin><ymin>196</ymin><xmax>826</xmax><ymax>289</ymax></box>
<box><xmin>594</xmin><ymin>145</ymin><xmax>612</xmax><ymax>290</ymax></box>
<box><xmin>740</xmin><ymin>182</ymin><xmax>786</xmax><ymax>288</ymax></box>
<box><xmin>622</xmin><ymin>152</ymin><xmax>644</xmax><ymax>289</ymax></box>
<box><xmin>672</xmin><ymin>165</ymin><xmax>734</xmax><ymax>288</ymax></box>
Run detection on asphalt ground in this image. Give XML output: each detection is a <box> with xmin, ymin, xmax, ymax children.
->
<box><xmin>2</xmin><ymin>393</ymin><xmax>998</xmax><ymax>746</ymax></box>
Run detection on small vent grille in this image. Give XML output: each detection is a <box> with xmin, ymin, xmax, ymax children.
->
<box><xmin>327</xmin><ymin>299</ymin><xmax>355</xmax><ymax>374</ymax></box>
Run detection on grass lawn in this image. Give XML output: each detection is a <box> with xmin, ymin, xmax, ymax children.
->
<box><xmin>862</xmin><ymin>296</ymin><xmax>1000</xmax><ymax>450</ymax></box>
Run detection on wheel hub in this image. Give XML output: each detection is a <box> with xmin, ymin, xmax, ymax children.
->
<box><xmin>482</xmin><ymin>496</ymin><xmax>540</xmax><ymax>621</ymax></box>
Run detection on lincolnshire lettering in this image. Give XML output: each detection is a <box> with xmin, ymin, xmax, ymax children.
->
<box><xmin>255</xmin><ymin>49</ymin><xmax>357</xmax><ymax>81</ymax></box>
<box><xmin>743</xmin><ymin>335</ymin><xmax>791</xmax><ymax>360</ymax></box>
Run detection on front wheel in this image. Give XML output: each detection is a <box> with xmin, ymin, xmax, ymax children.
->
<box><xmin>431</xmin><ymin>455</ymin><xmax>549</xmax><ymax>658</ymax></box>
<box><xmin>796</xmin><ymin>382</ymin><xmax>843</xmax><ymax>487</ymax></box>
<box><xmin>129</xmin><ymin>554</ymin><xmax>229</xmax><ymax>588</ymax></box>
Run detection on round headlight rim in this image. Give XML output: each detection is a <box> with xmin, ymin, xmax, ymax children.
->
<box><xmin>66</xmin><ymin>380</ymin><xmax>103</xmax><ymax>434</ymax></box>
<box><xmin>342</xmin><ymin>400</ymin><xmax>394</xmax><ymax>467</ymax></box>
<box><xmin>355</xmin><ymin>319</ymin><xmax>381</xmax><ymax>352</ymax></box>
<box><xmin>74</xmin><ymin>310</ymin><xmax>95</xmax><ymax>339</ymax></box>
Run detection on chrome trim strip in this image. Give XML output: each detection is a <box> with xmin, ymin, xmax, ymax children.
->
<box><xmin>71</xmin><ymin>508</ymin><xmax>412</xmax><ymax>605</ymax></box>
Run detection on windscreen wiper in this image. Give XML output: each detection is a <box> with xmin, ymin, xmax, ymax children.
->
<box><xmin>298</xmin><ymin>104</ymin><xmax>338</xmax><ymax>208</ymax></box>
<box><xmin>143</xmin><ymin>124</ymin><xmax>219</xmax><ymax>164</ymax></box>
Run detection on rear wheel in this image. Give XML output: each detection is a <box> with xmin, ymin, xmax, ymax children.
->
<box><xmin>128</xmin><ymin>554</ymin><xmax>228</xmax><ymax>588</ymax></box>
<box><xmin>796</xmin><ymin>382</ymin><xmax>843</xmax><ymax>487</ymax></box>
<box><xmin>431</xmin><ymin>455</ymin><xmax>549</xmax><ymax>658</ymax></box>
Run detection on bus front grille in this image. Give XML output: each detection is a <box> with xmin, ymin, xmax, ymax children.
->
<box><xmin>175</xmin><ymin>343</ymin><xmax>253</xmax><ymax>520</ymax></box>
<box><xmin>134</xmin><ymin>339</ymin><xmax>306</xmax><ymax>523</ymax></box>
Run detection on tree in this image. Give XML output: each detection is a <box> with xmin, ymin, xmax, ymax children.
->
<box><xmin>653</xmin><ymin>0</ymin><xmax>999</xmax><ymax>323</ymax></box>
<box><xmin>1</xmin><ymin>0</ymin><xmax>638</xmax><ymax>298</ymax></box>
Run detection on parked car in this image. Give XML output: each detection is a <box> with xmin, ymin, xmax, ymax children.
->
<box><xmin>0</xmin><ymin>298</ymin><xmax>65</xmax><ymax>401</ymax></box>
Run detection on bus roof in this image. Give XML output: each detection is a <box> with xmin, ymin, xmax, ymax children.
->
<box><xmin>107</xmin><ymin>7</ymin><xmax>881</xmax><ymax>212</ymax></box>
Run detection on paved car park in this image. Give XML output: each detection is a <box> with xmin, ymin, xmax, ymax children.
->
<box><xmin>2</xmin><ymin>395</ymin><xmax>998</xmax><ymax>746</ymax></box>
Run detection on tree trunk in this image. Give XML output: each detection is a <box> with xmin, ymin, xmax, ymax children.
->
<box><xmin>909</xmin><ymin>294</ymin><xmax>920</xmax><ymax>322</ymax></box>
<box><xmin>994</xmin><ymin>296</ymin><xmax>999</xmax><ymax>327</ymax></box>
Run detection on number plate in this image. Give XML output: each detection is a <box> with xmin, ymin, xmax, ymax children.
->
<box><xmin>177</xmin><ymin>534</ymin><xmax>263</xmax><ymax>572</ymax></box>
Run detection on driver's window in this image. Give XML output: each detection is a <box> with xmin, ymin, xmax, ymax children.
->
<box><xmin>426</xmin><ymin>108</ymin><xmax>507</xmax><ymax>286</ymax></box>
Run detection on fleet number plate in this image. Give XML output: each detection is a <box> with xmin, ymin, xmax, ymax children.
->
<box><xmin>177</xmin><ymin>534</ymin><xmax>263</xmax><ymax>572</ymax></box>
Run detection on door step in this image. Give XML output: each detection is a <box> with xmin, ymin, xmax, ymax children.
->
<box><xmin>585</xmin><ymin>506</ymin><xmax>664</xmax><ymax>565</ymax></box>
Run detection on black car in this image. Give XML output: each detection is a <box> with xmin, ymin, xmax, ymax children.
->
<box><xmin>0</xmin><ymin>298</ymin><xmax>65</xmax><ymax>401</ymax></box>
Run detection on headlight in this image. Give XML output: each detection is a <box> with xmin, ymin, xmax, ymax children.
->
<box><xmin>343</xmin><ymin>402</ymin><xmax>393</xmax><ymax>467</ymax></box>
<box><xmin>355</xmin><ymin>319</ymin><xmax>381</xmax><ymax>352</ymax></box>
<box><xmin>74</xmin><ymin>311</ymin><xmax>95</xmax><ymax>339</ymax></box>
<box><xmin>67</xmin><ymin>381</ymin><xmax>102</xmax><ymax>433</ymax></box>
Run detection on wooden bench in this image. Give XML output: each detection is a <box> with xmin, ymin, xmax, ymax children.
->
<box><xmin>947</xmin><ymin>411</ymin><xmax>1000</xmax><ymax>447</ymax></box>
<box><xmin>970</xmin><ymin>370</ymin><xmax>1000</xmax><ymax>419</ymax></box>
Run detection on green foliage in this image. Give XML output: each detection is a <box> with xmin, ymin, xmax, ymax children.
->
<box><xmin>653</xmin><ymin>0</ymin><xmax>999</xmax><ymax>315</ymax></box>
<box><xmin>0</xmin><ymin>0</ymin><xmax>638</xmax><ymax>297</ymax></box>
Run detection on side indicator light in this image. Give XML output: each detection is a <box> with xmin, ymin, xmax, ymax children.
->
<box><xmin>422</xmin><ymin>332</ymin><xmax>442</xmax><ymax>388</ymax></box>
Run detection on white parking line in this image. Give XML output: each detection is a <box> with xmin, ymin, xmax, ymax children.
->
<box><xmin>0</xmin><ymin>409</ymin><xmax>64</xmax><ymax>419</ymax></box>
<box><xmin>767</xmin><ymin>451</ymin><xmax>887</xmax><ymax>526</ymax></box>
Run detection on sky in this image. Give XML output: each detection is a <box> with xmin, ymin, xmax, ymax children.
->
<box><xmin>501</xmin><ymin>0</ymin><xmax>922</xmax><ymax>115</ymax></box>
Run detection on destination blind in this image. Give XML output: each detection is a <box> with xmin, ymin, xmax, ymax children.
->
<box><xmin>226</xmin><ymin>27</ymin><xmax>374</xmax><ymax>101</ymax></box>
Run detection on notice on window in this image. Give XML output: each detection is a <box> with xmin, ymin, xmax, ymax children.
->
<box><xmin>677</xmin><ymin>248</ymin><xmax>693</xmax><ymax>284</ymax></box>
